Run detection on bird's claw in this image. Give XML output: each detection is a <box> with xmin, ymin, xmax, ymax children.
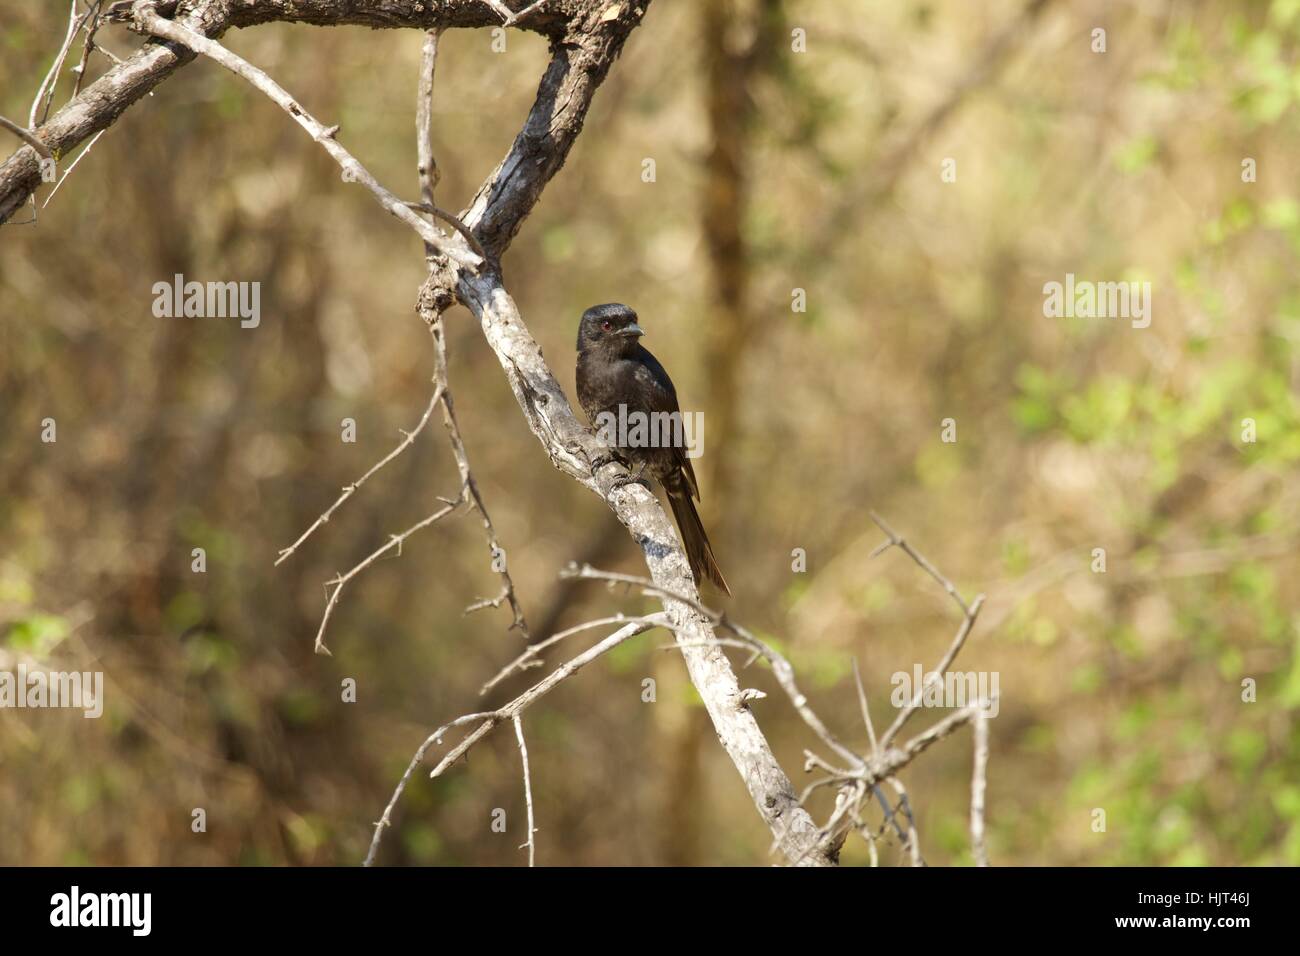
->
<box><xmin>609</xmin><ymin>460</ymin><xmax>650</xmax><ymax>492</ymax></box>
<box><xmin>610</xmin><ymin>474</ymin><xmax>651</xmax><ymax>492</ymax></box>
<box><xmin>590</xmin><ymin>451</ymin><xmax>631</xmax><ymax>476</ymax></box>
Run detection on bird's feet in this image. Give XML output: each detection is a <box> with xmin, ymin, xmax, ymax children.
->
<box><xmin>589</xmin><ymin>450</ymin><xmax>631</xmax><ymax>476</ymax></box>
<box><xmin>609</xmin><ymin>460</ymin><xmax>651</xmax><ymax>492</ymax></box>
<box><xmin>589</xmin><ymin>449</ymin><xmax>650</xmax><ymax>491</ymax></box>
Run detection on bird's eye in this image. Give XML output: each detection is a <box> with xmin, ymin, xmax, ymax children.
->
<box><xmin>601</xmin><ymin>320</ymin><xmax>613</xmax><ymax>332</ymax></box>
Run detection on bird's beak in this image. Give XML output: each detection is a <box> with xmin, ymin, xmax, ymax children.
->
<box><xmin>619</xmin><ymin>322</ymin><xmax>645</xmax><ymax>338</ymax></box>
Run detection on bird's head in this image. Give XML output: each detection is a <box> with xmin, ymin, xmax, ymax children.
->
<box><xmin>577</xmin><ymin>303</ymin><xmax>645</xmax><ymax>354</ymax></box>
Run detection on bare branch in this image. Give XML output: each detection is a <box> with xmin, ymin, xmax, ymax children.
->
<box><xmin>13</xmin><ymin>0</ymin><xmax>998</xmax><ymax>869</ymax></box>
<box><xmin>869</xmin><ymin>510</ymin><xmax>973</xmax><ymax>616</ymax></box>
<box><xmin>312</xmin><ymin>499</ymin><xmax>462</xmax><ymax>656</ymax></box>
<box><xmin>482</xmin><ymin>0</ymin><xmax>517</xmax><ymax>24</ymax></box>
<box><xmin>364</xmin><ymin>614</ymin><xmax>665</xmax><ymax>865</ymax></box>
<box><xmin>886</xmin><ymin>776</ymin><xmax>924</xmax><ymax>867</ymax></box>
<box><xmin>41</xmin><ymin>128</ymin><xmax>104</xmax><ymax>208</ymax></box>
<box><xmin>971</xmin><ymin>708</ymin><xmax>990</xmax><ymax>866</ymax></box>
<box><xmin>411</xmin><ymin>45</ymin><xmax>530</xmax><ymax>638</ymax></box>
<box><xmin>276</xmin><ymin>384</ymin><xmax>446</xmax><ymax>566</ymax></box>
<box><xmin>504</xmin><ymin>1</ymin><xmax>551</xmax><ymax>27</ymax></box>
<box><xmin>281</xmin><ymin>27</ymin><xmax>528</xmax><ymax>644</ymax></box>
<box><xmin>404</xmin><ymin>201</ymin><xmax>488</xmax><ymax>262</ymax></box>
<box><xmin>878</xmin><ymin>594</ymin><xmax>985</xmax><ymax>749</ymax></box>
<box><xmin>513</xmin><ymin>715</ymin><xmax>537</xmax><ymax>867</ymax></box>
<box><xmin>363</xmin><ymin>711</ymin><xmax>496</xmax><ymax>867</ymax></box>
<box><xmin>71</xmin><ymin>2</ymin><xmax>114</xmax><ymax>98</ymax></box>
<box><xmin>0</xmin><ymin>117</ymin><xmax>53</xmax><ymax>160</ymax></box>
<box><xmin>424</xmin><ymin>315</ymin><xmax>530</xmax><ymax>640</ymax></box>
<box><xmin>851</xmin><ymin>657</ymin><xmax>879</xmax><ymax>754</ymax></box>
<box><xmin>2</xmin><ymin>3</ymin><xmax>206</xmax><ymax>224</ymax></box>
<box><xmin>458</xmin><ymin>5</ymin><xmax>652</xmax><ymax>257</ymax></box>
<box><xmin>30</xmin><ymin>1</ymin><xmax>87</xmax><ymax>128</ymax></box>
<box><xmin>900</xmin><ymin>701</ymin><xmax>987</xmax><ymax>761</ymax></box>
<box><xmin>416</xmin><ymin>28</ymin><xmax>443</xmax><ymax>256</ymax></box>
<box><xmin>868</xmin><ymin>511</ymin><xmax>987</xmax><ymax>749</ymax></box>
<box><xmin>481</xmin><ymin>614</ymin><xmax>638</xmax><ymax>695</ymax></box>
<box><xmin>131</xmin><ymin>1</ymin><xmax>483</xmax><ymax>270</ymax></box>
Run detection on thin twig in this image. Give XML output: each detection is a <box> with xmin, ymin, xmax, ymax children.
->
<box><xmin>362</xmin><ymin>711</ymin><xmax>495</xmax><ymax>867</ymax></box>
<box><xmin>900</xmin><ymin>700</ymin><xmax>992</xmax><ymax>764</ymax></box>
<box><xmin>70</xmin><ymin>1</ymin><xmax>106</xmax><ymax>98</ymax></box>
<box><xmin>30</xmin><ymin>1</ymin><xmax>86</xmax><ymax>128</ymax></box>
<box><xmin>312</xmin><ymin>498</ymin><xmax>462</xmax><ymax>656</ymax></box>
<box><xmin>427</xmin><ymin>317</ymin><xmax>530</xmax><ymax>639</ymax></box>
<box><xmin>513</xmin><ymin>715</ymin><xmax>536</xmax><ymax>866</ymax></box>
<box><xmin>0</xmin><ymin>117</ymin><xmax>53</xmax><ymax>160</ymax></box>
<box><xmin>971</xmin><ymin>706</ymin><xmax>990</xmax><ymax>866</ymax></box>
<box><xmin>869</xmin><ymin>510</ymin><xmax>987</xmax><ymax>748</ymax></box>
<box><xmin>878</xmin><ymin>594</ymin><xmax>985</xmax><ymax>748</ymax></box>
<box><xmin>482</xmin><ymin>0</ymin><xmax>516</xmax><ymax>23</ymax></box>
<box><xmin>416</xmin><ymin>28</ymin><xmax>442</xmax><ymax>258</ymax></box>
<box><xmin>424</xmin><ymin>620</ymin><xmax>662</xmax><ymax>767</ymax></box>
<box><xmin>851</xmin><ymin>657</ymin><xmax>878</xmax><ymax>755</ymax></box>
<box><xmin>567</xmin><ymin>551</ymin><xmax>994</xmax><ymax>865</ymax></box>
<box><xmin>481</xmin><ymin>614</ymin><xmax>635</xmax><ymax>695</ymax></box>
<box><xmin>405</xmin><ymin>201</ymin><xmax>488</xmax><ymax>261</ymax></box>
<box><xmin>504</xmin><ymin>0</ymin><xmax>550</xmax><ymax>26</ymax></box>
<box><xmin>886</xmin><ymin>776</ymin><xmax>924</xmax><ymax>867</ymax></box>
<box><xmin>364</xmin><ymin>614</ymin><xmax>664</xmax><ymax>865</ymax></box>
<box><xmin>869</xmin><ymin>510</ymin><xmax>972</xmax><ymax>616</ymax></box>
<box><xmin>276</xmin><ymin>383</ymin><xmax>446</xmax><ymax>566</ymax></box>
<box><xmin>42</xmin><ymin>128</ymin><xmax>104</xmax><ymax>207</ymax></box>
<box><xmin>132</xmin><ymin>1</ymin><xmax>482</xmax><ymax>271</ymax></box>
<box><xmin>412</xmin><ymin>45</ymin><xmax>525</xmax><ymax>636</ymax></box>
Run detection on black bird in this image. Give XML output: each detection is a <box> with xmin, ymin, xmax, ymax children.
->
<box><xmin>575</xmin><ymin>303</ymin><xmax>730</xmax><ymax>595</ymax></box>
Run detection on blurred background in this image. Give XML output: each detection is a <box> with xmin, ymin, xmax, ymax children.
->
<box><xmin>2</xmin><ymin>0</ymin><xmax>1299</xmax><ymax>866</ymax></box>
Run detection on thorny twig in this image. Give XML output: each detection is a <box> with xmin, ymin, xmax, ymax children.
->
<box><xmin>424</xmin><ymin>315</ymin><xmax>530</xmax><ymax>640</ymax></box>
<box><xmin>364</xmin><ymin>614</ymin><xmax>666</xmax><ymax>865</ymax></box>
<box><xmin>275</xmin><ymin>384</ymin><xmax>447</xmax><ymax>566</ymax></box>
<box><xmin>279</xmin><ymin>17</ymin><xmax>528</xmax><ymax>646</ymax></box>
<box><xmin>513</xmin><ymin>715</ymin><xmax>537</xmax><ymax>867</ymax></box>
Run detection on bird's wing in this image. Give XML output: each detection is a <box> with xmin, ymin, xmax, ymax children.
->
<box><xmin>629</xmin><ymin>349</ymin><xmax>701</xmax><ymax>500</ymax></box>
<box><xmin>678</xmin><ymin>449</ymin><xmax>701</xmax><ymax>500</ymax></box>
<box><xmin>628</xmin><ymin>348</ymin><xmax>681</xmax><ymax>414</ymax></box>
